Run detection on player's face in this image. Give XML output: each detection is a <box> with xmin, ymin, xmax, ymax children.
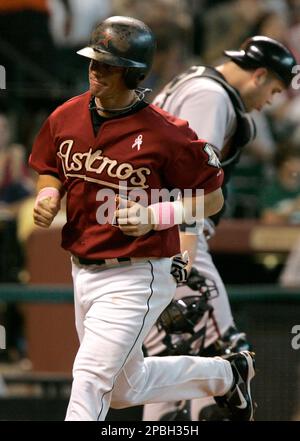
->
<box><xmin>88</xmin><ymin>59</ymin><xmax>127</xmax><ymax>99</ymax></box>
<box><xmin>242</xmin><ymin>73</ymin><xmax>285</xmax><ymax>112</ymax></box>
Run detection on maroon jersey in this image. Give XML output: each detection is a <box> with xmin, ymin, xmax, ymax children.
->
<box><xmin>30</xmin><ymin>91</ymin><xmax>223</xmax><ymax>259</ymax></box>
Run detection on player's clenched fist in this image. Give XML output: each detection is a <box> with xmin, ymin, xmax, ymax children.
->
<box><xmin>33</xmin><ymin>187</ymin><xmax>61</xmax><ymax>228</ymax></box>
<box><xmin>114</xmin><ymin>195</ymin><xmax>154</xmax><ymax>237</ymax></box>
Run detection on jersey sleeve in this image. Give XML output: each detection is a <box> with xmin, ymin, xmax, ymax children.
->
<box><xmin>176</xmin><ymin>86</ymin><xmax>234</xmax><ymax>152</ymax></box>
<box><xmin>29</xmin><ymin>117</ymin><xmax>59</xmax><ymax>177</ymax></box>
<box><xmin>164</xmin><ymin>134</ymin><xmax>224</xmax><ymax>194</ymax></box>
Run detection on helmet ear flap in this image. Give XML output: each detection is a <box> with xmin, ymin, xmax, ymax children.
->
<box><xmin>124</xmin><ymin>67</ymin><xmax>147</xmax><ymax>89</ymax></box>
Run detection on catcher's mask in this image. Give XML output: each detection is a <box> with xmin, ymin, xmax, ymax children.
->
<box><xmin>77</xmin><ymin>16</ymin><xmax>156</xmax><ymax>89</ymax></box>
<box><xmin>157</xmin><ymin>295</ymin><xmax>212</xmax><ymax>336</ymax></box>
<box><xmin>155</xmin><ymin>269</ymin><xmax>220</xmax><ymax>356</ymax></box>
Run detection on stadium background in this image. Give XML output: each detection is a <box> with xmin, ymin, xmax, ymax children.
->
<box><xmin>1</xmin><ymin>0</ymin><xmax>300</xmax><ymax>421</ymax></box>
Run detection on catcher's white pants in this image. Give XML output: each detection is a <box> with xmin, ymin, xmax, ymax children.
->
<box><xmin>65</xmin><ymin>258</ymin><xmax>233</xmax><ymax>421</ymax></box>
<box><xmin>143</xmin><ymin>233</ymin><xmax>235</xmax><ymax>421</ymax></box>
<box><xmin>180</xmin><ymin>232</ymin><xmax>234</xmax><ymax>345</ymax></box>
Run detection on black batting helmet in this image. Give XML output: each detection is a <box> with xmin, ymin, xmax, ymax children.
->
<box><xmin>224</xmin><ymin>35</ymin><xmax>297</xmax><ymax>87</ymax></box>
<box><xmin>77</xmin><ymin>16</ymin><xmax>156</xmax><ymax>89</ymax></box>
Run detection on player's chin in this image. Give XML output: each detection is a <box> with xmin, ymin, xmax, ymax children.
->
<box><xmin>248</xmin><ymin>103</ymin><xmax>260</xmax><ymax>112</ymax></box>
<box><xmin>89</xmin><ymin>85</ymin><xmax>101</xmax><ymax>97</ymax></box>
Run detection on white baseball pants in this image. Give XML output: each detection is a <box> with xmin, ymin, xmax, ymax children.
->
<box><xmin>178</xmin><ymin>232</ymin><xmax>234</xmax><ymax>345</ymax></box>
<box><xmin>143</xmin><ymin>233</ymin><xmax>235</xmax><ymax>421</ymax></box>
<box><xmin>65</xmin><ymin>257</ymin><xmax>233</xmax><ymax>421</ymax></box>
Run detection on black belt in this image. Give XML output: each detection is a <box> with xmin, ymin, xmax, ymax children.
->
<box><xmin>77</xmin><ymin>256</ymin><xmax>131</xmax><ymax>266</ymax></box>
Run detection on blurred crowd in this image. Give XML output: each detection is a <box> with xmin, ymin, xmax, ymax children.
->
<box><xmin>0</xmin><ymin>0</ymin><xmax>300</xmax><ymax>361</ymax></box>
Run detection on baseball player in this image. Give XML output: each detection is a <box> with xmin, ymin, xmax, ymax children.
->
<box><xmin>143</xmin><ymin>36</ymin><xmax>297</xmax><ymax>421</ymax></box>
<box><xmin>30</xmin><ymin>16</ymin><xmax>256</xmax><ymax>421</ymax></box>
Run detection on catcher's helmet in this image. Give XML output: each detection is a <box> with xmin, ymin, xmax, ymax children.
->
<box><xmin>77</xmin><ymin>16</ymin><xmax>156</xmax><ymax>89</ymax></box>
<box><xmin>224</xmin><ymin>35</ymin><xmax>296</xmax><ymax>87</ymax></box>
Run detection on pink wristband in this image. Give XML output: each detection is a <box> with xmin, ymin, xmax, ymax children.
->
<box><xmin>149</xmin><ymin>201</ymin><xmax>184</xmax><ymax>231</ymax></box>
<box><xmin>35</xmin><ymin>187</ymin><xmax>60</xmax><ymax>208</ymax></box>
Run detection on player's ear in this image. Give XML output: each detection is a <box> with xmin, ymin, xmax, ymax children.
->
<box><xmin>253</xmin><ymin>67</ymin><xmax>268</xmax><ymax>86</ymax></box>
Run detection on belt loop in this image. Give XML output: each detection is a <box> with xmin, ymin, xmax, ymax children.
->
<box><xmin>104</xmin><ymin>259</ymin><xmax>119</xmax><ymax>266</ymax></box>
